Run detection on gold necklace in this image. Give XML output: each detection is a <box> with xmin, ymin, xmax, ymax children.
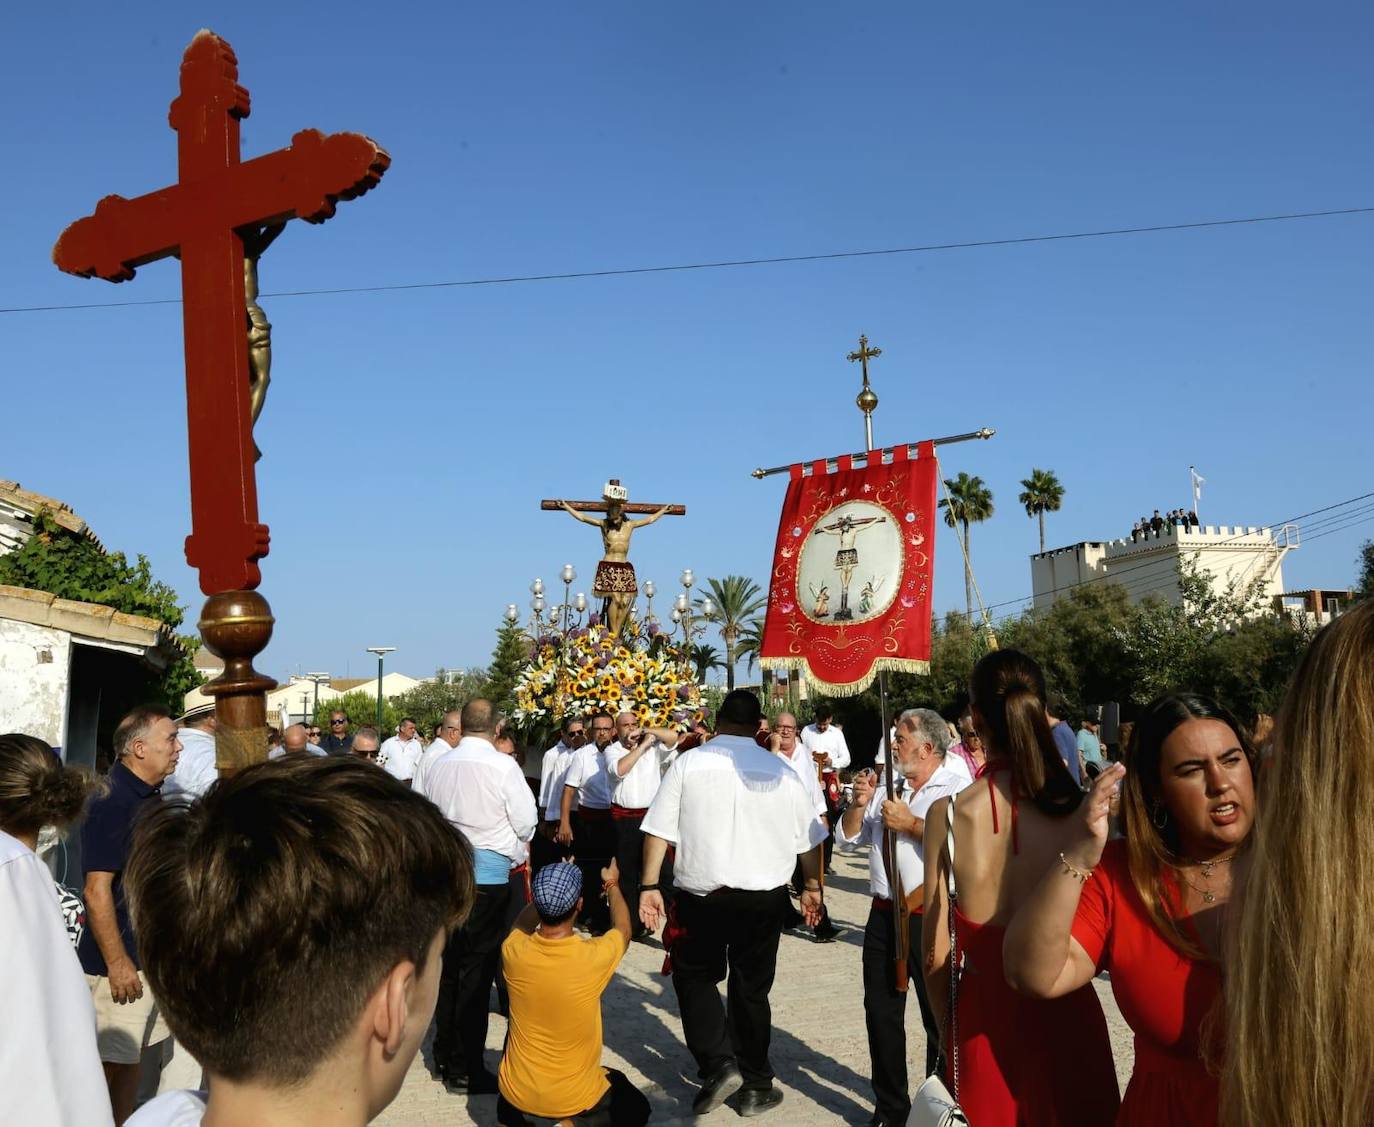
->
<box><xmin>1176</xmin><ymin>854</ymin><xmax>1235</xmax><ymax>904</ymax></box>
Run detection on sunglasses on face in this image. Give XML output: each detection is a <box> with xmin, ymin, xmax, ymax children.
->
<box><xmin>331</xmin><ymin>719</ymin><xmax>347</xmax><ymax>725</ymax></box>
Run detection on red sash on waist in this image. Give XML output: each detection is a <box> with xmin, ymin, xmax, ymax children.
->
<box><xmin>611</xmin><ymin>805</ymin><xmax>649</xmax><ymax>820</ymax></box>
<box><xmin>577</xmin><ymin>805</ymin><xmax>611</xmax><ymax>820</ymax></box>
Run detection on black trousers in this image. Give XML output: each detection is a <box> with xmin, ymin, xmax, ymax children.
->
<box><xmin>862</xmin><ymin>903</ymin><xmax>938</xmax><ymax>1122</ymax></box>
<box><xmin>497</xmin><ymin>1067</ymin><xmax>651</xmax><ymax>1127</ymax></box>
<box><xmin>671</xmin><ymin>886</ymin><xmax>788</xmax><ymax>1091</ymax></box>
<box><xmin>531</xmin><ymin>822</ymin><xmax>570</xmax><ymax>873</ymax></box>
<box><xmin>611</xmin><ymin>809</ymin><xmax>674</xmax><ymax>935</ymax></box>
<box><xmin>572</xmin><ymin>809</ymin><xmax>616</xmax><ymax>932</ymax></box>
<box><xmin>435</xmin><ymin>881</ymin><xmax>512</xmax><ymax>1078</ymax></box>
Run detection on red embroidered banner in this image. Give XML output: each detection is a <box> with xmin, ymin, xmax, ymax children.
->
<box><xmin>759</xmin><ymin>442</ymin><xmax>937</xmax><ymax>694</ymax></box>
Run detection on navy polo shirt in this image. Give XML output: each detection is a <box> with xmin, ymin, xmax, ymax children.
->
<box><xmin>77</xmin><ymin>760</ymin><xmax>162</xmax><ymax>976</ymax></box>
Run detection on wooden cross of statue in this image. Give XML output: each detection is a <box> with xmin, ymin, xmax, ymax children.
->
<box><xmin>52</xmin><ymin>30</ymin><xmax>389</xmax><ymax>773</ymax></box>
<box><xmin>540</xmin><ymin>480</ymin><xmax>686</xmax><ymax>636</ymax></box>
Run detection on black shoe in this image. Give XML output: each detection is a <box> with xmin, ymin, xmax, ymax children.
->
<box><xmin>735</xmin><ymin>1085</ymin><xmax>784</xmax><ymax>1116</ymax></box>
<box><xmin>443</xmin><ymin>1067</ymin><xmax>498</xmax><ymax>1095</ymax></box>
<box><xmin>692</xmin><ymin>1062</ymin><xmax>744</xmax><ymax>1114</ymax></box>
<box><xmin>812</xmin><ymin>923</ymin><xmax>839</xmax><ymax>943</ymax></box>
<box><xmin>867</xmin><ymin>1114</ymin><xmax>902</xmax><ymax>1127</ymax></box>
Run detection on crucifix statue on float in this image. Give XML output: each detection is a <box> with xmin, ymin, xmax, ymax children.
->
<box><xmin>541</xmin><ymin>480</ymin><xmax>685</xmax><ymax>636</ymax></box>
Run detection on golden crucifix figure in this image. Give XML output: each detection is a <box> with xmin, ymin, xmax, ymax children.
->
<box><xmin>541</xmin><ymin>480</ymin><xmax>686</xmax><ymax>636</ymax></box>
<box><xmin>242</xmin><ymin>222</ymin><xmax>285</xmax><ymax>459</ymax></box>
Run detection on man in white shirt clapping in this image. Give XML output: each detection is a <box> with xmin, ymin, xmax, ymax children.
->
<box><xmin>377</xmin><ymin>716</ymin><xmax>424</xmax><ymax>783</ymax></box>
<box><xmin>836</xmin><ymin>707</ymin><xmax>969</xmax><ymax>1127</ymax></box>
<box><xmin>639</xmin><ymin>691</ymin><xmax>828</xmax><ymax>1118</ymax></box>
<box><xmin>604</xmin><ymin>711</ymin><xmax>679</xmax><ymax>941</ymax></box>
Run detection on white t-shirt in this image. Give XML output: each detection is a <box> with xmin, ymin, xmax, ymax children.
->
<box><xmin>423</xmin><ymin>736</ymin><xmax>539</xmax><ymax>864</ymax></box>
<box><xmin>799</xmin><ymin>723</ymin><xmax>851</xmax><ymax>770</ymax></box>
<box><xmin>836</xmin><ymin>764</ymin><xmax>968</xmax><ymax>900</ymax></box>
<box><xmin>376</xmin><ymin>735</ymin><xmax>424</xmax><ymax>782</ymax></box>
<box><xmin>775</xmin><ymin>742</ymin><xmax>828</xmax><ymax>817</ymax></box>
<box><xmin>0</xmin><ymin>829</ymin><xmax>114</xmax><ymax>1126</ymax></box>
<box><xmin>163</xmin><ymin>727</ymin><xmax>217</xmax><ymax>800</ymax></box>
<box><xmin>642</xmin><ymin>734</ymin><xmax>828</xmax><ymax>894</ymax></box>
<box><xmin>411</xmin><ymin>737</ymin><xmax>456</xmax><ymax>796</ymax></box>
<box><xmin>602</xmin><ymin>738</ymin><xmax>671</xmax><ymax>810</ymax></box>
<box><xmin>539</xmin><ymin>741</ymin><xmax>579</xmax><ymax>819</ymax></box>
<box><xmin>563</xmin><ymin>743</ymin><xmax>614</xmax><ymax>809</ymax></box>
<box><xmin>126</xmin><ymin>1089</ymin><xmax>207</xmax><ymax>1125</ymax></box>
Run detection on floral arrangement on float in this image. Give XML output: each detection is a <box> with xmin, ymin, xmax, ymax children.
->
<box><xmin>512</xmin><ymin>616</ymin><xmax>703</xmax><ymax>733</ymax></box>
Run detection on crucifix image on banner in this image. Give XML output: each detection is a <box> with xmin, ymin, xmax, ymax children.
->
<box><xmin>760</xmin><ymin>442</ymin><xmax>937</xmax><ymax>695</ymax></box>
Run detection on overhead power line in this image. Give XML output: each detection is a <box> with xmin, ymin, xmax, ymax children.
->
<box><xmin>3</xmin><ymin>205</ymin><xmax>1371</xmax><ymax>315</ymax></box>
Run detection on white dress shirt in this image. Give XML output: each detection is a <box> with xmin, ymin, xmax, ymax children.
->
<box><xmin>125</xmin><ymin>1089</ymin><xmax>205</xmax><ymax>1125</ymax></box>
<box><xmin>642</xmin><ymin>734</ymin><xmax>828</xmax><ymax>894</ymax></box>
<box><xmin>423</xmin><ymin>736</ymin><xmax>538</xmax><ymax>864</ymax></box>
<box><xmin>836</xmin><ymin>763</ymin><xmax>968</xmax><ymax>900</ymax></box>
<box><xmin>603</xmin><ymin>738</ymin><xmax>671</xmax><ymax>810</ymax></box>
<box><xmin>539</xmin><ymin>741</ymin><xmax>579</xmax><ymax>819</ymax></box>
<box><xmin>377</xmin><ymin>735</ymin><xmax>423</xmax><ymax>782</ymax></box>
<box><xmin>564</xmin><ymin>743</ymin><xmax>614</xmax><ymax>809</ymax></box>
<box><xmin>1</xmin><ymin>829</ymin><xmax>115</xmax><ymax>1126</ymax></box>
<box><xmin>163</xmin><ymin>727</ymin><xmax>217</xmax><ymax>800</ymax></box>
<box><xmin>411</xmin><ymin>737</ymin><xmax>456</xmax><ymax>796</ymax></box>
<box><xmin>776</xmin><ymin>742</ymin><xmax>828</xmax><ymax>817</ymax></box>
<box><xmin>800</xmin><ymin>723</ymin><xmax>851</xmax><ymax>770</ymax></box>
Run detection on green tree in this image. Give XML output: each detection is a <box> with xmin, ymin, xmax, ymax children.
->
<box><xmin>1357</xmin><ymin>540</ymin><xmax>1374</xmax><ymax>600</ymax></box>
<box><xmin>1018</xmin><ymin>468</ymin><xmax>1065</xmax><ymax>555</ymax></box>
<box><xmin>389</xmin><ymin>666</ymin><xmax>488</xmax><ymax>736</ymax></box>
<box><xmin>699</xmin><ymin>575</ymin><xmax>767</xmax><ymax>691</ymax></box>
<box><xmin>735</xmin><ymin>616</ymin><xmax>777</xmax><ymax>700</ymax></box>
<box><xmin>482</xmin><ymin>619</ymin><xmax>530</xmax><ymax>714</ymax></box>
<box><xmin>940</xmin><ymin>473</ymin><xmax>995</xmax><ymax>621</ymax></box>
<box><xmin>0</xmin><ymin>508</ymin><xmax>202</xmax><ymax>710</ymax></box>
<box><xmin>689</xmin><ymin>643</ymin><xmax>725</xmax><ymax>683</ymax></box>
<box><xmin>314</xmin><ymin>690</ymin><xmax>399</xmax><ymax>737</ymax></box>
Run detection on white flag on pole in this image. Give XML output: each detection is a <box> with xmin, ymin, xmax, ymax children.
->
<box><xmin>1190</xmin><ymin>466</ymin><xmax>1206</xmax><ymax>513</ymax></box>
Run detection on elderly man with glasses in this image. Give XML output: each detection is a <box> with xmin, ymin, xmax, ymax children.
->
<box><xmin>320</xmin><ymin>711</ymin><xmax>354</xmax><ymax>757</ymax></box>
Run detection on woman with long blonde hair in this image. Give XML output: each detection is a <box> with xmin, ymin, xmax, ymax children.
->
<box><xmin>1224</xmin><ymin>600</ymin><xmax>1374</xmax><ymax>1126</ymax></box>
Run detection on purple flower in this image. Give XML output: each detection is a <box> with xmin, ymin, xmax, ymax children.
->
<box><xmin>677</xmin><ymin>685</ymin><xmax>692</xmax><ymax>699</ymax></box>
<box><xmin>588</xmin><ymin>613</ymin><xmax>602</xmax><ymax>627</ymax></box>
<box><xmin>646</xmin><ymin>622</ymin><xmax>661</xmax><ymax>637</ymax></box>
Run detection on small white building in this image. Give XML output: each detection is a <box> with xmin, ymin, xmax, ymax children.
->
<box><xmin>182</xmin><ymin>669</ymin><xmax>423</xmax><ymax>725</ymax></box>
<box><xmin>1031</xmin><ymin>522</ymin><xmax>1295</xmax><ymax>612</ymax></box>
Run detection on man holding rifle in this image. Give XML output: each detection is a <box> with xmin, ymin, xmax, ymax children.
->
<box><xmin>837</xmin><ymin>707</ymin><xmax>969</xmax><ymax>1127</ymax></box>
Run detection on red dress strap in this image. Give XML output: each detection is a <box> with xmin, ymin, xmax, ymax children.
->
<box><xmin>986</xmin><ymin>768</ymin><xmax>1020</xmax><ymax>854</ymax></box>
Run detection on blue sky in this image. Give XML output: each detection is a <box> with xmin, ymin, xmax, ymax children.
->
<box><xmin>3</xmin><ymin>3</ymin><xmax>1371</xmax><ymax>681</ymax></box>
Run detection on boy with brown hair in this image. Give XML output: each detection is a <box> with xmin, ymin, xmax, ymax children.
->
<box><xmin>122</xmin><ymin>755</ymin><xmax>474</xmax><ymax>1126</ymax></box>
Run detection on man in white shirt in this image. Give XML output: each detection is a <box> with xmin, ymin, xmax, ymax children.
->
<box><xmin>163</xmin><ymin>705</ymin><xmax>218</xmax><ymax>801</ymax></box>
<box><xmin>639</xmin><ymin>691</ymin><xmax>827</xmax><ymax>1118</ymax></box>
<box><xmin>411</xmin><ymin>710</ymin><xmax>462</xmax><ymax>796</ymax></box>
<box><xmin>559</xmin><ymin>711</ymin><xmax>617</xmax><ymax>934</ymax></box>
<box><xmin>768</xmin><ymin>712</ymin><xmax>838</xmax><ymax>942</ymax></box>
<box><xmin>603</xmin><ymin>711</ymin><xmax>679</xmax><ymax>940</ymax></box>
<box><xmin>800</xmin><ymin>704</ymin><xmax>851</xmax><ymax>873</ymax></box>
<box><xmin>532</xmin><ymin>715</ymin><xmax>586</xmax><ymax>872</ymax></box>
<box><xmin>376</xmin><ymin>716</ymin><xmax>424</xmax><ymax>783</ymax></box>
<box><xmin>422</xmin><ymin>699</ymin><xmax>538</xmax><ymax>1093</ymax></box>
<box><xmin>836</xmin><ymin>707</ymin><xmax>969</xmax><ymax>1127</ymax></box>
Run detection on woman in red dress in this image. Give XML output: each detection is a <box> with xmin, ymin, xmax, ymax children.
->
<box><xmin>1004</xmin><ymin>693</ymin><xmax>1258</xmax><ymax>1125</ymax></box>
<box><xmin>924</xmin><ymin>650</ymin><xmax>1120</xmax><ymax>1125</ymax></box>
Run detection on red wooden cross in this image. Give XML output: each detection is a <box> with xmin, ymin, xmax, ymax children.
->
<box><xmin>53</xmin><ymin>30</ymin><xmax>389</xmax><ymax>595</ymax></box>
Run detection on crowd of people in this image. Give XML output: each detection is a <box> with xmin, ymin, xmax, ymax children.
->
<box><xmin>1132</xmin><ymin>507</ymin><xmax>1200</xmax><ymax>541</ymax></box>
<box><xmin>2</xmin><ymin>599</ymin><xmax>1373</xmax><ymax>1125</ymax></box>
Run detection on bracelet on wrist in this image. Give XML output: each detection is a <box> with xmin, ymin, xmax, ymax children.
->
<box><xmin>640</xmin><ymin>883</ymin><xmax>660</xmax><ymax>893</ymax></box>
<box><xmin>1058</xmin><ymin>852</ymin><xmax>1093</xmax><ymax>884</ymax></box>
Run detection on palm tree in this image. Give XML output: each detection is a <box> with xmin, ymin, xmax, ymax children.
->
<box><xmin>688</xmin><ymin>643</ymin><xmax>724</xmax><ymax>683</ymax></box>
<box><xmin>698</xmin><ymin>575</ymin><xmax>767</xmax><ymax>691</ymax></box>
<box><xmin>1018</xmin><ymin>468</ymin><xmax>1065</xmax><ymax>554</ymax></box>
<box><xmin>736</xmin><ymin>616</ymin><xmax>775</xmax><ymax>702</ymax></box>
<box><xmin>940</xmin><ymin>473</ymin><xmax>995</xmax><ymax>620</ymax></box>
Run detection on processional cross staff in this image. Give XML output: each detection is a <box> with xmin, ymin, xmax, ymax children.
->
<box><xmin>540</xmin><ymin>480</ymin><xmax>685</xmax><ymax>637</ymax></box>
<box><xmin>52</xmin><ymin>30</ymin><xmax>389</xmax><ymax>774</ymax></box>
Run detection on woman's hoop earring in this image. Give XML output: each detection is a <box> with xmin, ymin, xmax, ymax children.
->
<box><xmin>1151</xmin><ymin>804</ymin><xmax>1168</xmax><ymax>830</ymax></box>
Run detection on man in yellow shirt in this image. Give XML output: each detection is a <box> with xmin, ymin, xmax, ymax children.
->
<box><xmin>497</xmin><ymin>860</ymin><xmax>650</xmax><ymax>1126</ymax></box>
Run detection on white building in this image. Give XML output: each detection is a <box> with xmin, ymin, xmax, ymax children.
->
<box><xmin>182</xmin><ymin>669</ymin><xmax>423</xmax><ymax>724</ymax></box>
<box><xmin>1031</xmin><ymin>522</ymin><xmax>1296</xmax><ymax>612</ymax></box>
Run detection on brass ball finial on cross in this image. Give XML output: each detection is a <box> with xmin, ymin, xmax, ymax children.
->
<box><xmin>848</xmin><ymin>334</ymin><xmax>882</xmax><ymax>448</ymax></box>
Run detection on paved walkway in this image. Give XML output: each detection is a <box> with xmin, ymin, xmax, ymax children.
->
<box><xmin>377</xmin><ymin>849</ymin><xmax>1134</xmax><ymax>1126</ymax></box>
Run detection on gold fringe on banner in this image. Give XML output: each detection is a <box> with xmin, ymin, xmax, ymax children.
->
<box><xmin>764</xmin><ymin>655</ymin><xmax>931</xmax><ymax>698</ymax></box>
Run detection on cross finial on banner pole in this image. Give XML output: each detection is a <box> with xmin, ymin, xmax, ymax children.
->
<box><xmin>847</xmin><ymin>334</ymin><xmax>882</xmax><ymax>452</ymax></box>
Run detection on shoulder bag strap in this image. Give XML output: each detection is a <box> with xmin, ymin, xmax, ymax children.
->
<box><xmin>946</xmin><ymin>796</ymin><xmax>961</xmax><ymax>1102</ymax></box>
